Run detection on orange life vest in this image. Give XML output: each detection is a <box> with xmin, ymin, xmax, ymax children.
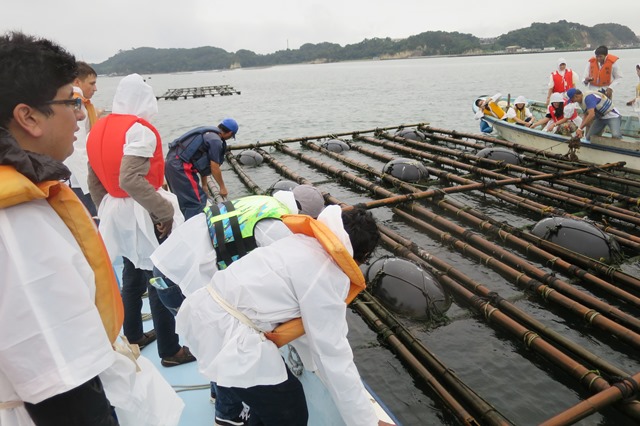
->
<box><xmin>0</xmin><ymin>166</ymin><xmax>124</xmax><ymax>343</ymax></box>
<box><xmin>87</xmin><ymin>114</ymin><xmax>164</xmax><ymax>198</ymax></box>
<box><xmin>588</xmin><ymin>54</ymin><xmax>619</xmax><ymax>87</ymax></box>
<box><xmin>551</xmin><ymin>69</ymin><xmax>574</xmax><ymax>93</ymax></box>
<box><xmin>263</xmin><ymin>214</ymin><xmax>366</xmax><ymax>347</ymax></box>
<box><xmin>73</xmin><ymin>91</ymin><xmax>97</xmax><ymax>128</ymax></box>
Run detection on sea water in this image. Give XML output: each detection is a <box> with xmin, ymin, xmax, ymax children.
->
<box><xmin>92</xmin><ymin>49</ymin><xmax>640</xmax><ymax>425</ymax></box>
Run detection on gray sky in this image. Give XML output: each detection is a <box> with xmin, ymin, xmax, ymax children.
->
<box><xmin>2</xmin><ymin>0</ymin><xmax>639</xmax><ymax>63</ymax></box>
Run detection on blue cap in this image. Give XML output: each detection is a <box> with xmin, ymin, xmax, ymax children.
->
<box><xmin>219</xmin><ymin>118</ymin><xmax>238</xmax><ymax>139</ymax></box>
<box><xmin>566</xmin><ymin>88</ymin><xmax>577</xmax><ymax>100</ymax></box>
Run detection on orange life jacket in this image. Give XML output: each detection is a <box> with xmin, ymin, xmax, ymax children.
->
<box><xmin>87</xmin><ymin>114</ymin><xmax>164</xmax><ymax>198</ymax></box>
<box><xmin>551</xmin><ymin>69</ymin><xmax>574</xmax><ymax>93</ymax></box>
<box><xmin>263</xmin><ymin>214</ymin><xmax>366</xmax><ymax>347</ymax></box>
<box><xmin>588</xmin><ymin>54</ymin><xmax>619</xmax><ymax>87</ymax></box>
<box><xmin>73</xmin><ymin>91</ymin><xmax>97</xmax><ymax>128</ymax></box>
<box><xmin>0</xmin><ymin>166</ymin><xmax>124</xmax><ymax>343</ymax></box>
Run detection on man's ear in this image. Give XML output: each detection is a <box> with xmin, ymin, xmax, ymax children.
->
<box><xmin>12</xmin><ymin>103</ymin><xmax>45</xmax><ymax>138</ymax></box>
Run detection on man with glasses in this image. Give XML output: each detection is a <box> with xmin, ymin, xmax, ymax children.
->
<box><xmin>0</xmin><ymin>31</ymin><xmax>122</xmax><ymax>425</ymax></box>
<box><xmin>0</xmin><ymin>32</ymin><xmax>183</xmax><ymax>426</ymax></box>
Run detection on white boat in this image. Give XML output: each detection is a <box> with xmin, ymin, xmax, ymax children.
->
<box><xmin>472</xmin><ymin>95</ymin><xmax>640</xmax><ymax>171</ymax></box>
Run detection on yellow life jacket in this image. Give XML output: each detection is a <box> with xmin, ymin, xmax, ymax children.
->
<box><xmin>0</xmin><ymin>166</ymin><xmax>124</xmax><ymax>343</ymax></box>
<box><xmin>484</xmin><ymin>100</ymin><xmax>506</xmax><ymax>120</ymax></box>
<box><xmin>263</xmin><ymin>214</ymin><xmax>366</xmax><ymax>347</ymax></box>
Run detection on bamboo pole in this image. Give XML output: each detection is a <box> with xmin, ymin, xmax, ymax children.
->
<box><xmin>266</xmin><ymin>143</ymin><xmax>640</xmax><ymax>343</ymax></box>
<box><xmin>250</xmin><ymin>146</ymin><xmax>638</xmax><ymax>422</ymax></box>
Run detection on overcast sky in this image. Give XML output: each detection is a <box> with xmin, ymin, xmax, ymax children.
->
<box><xmin>2</xmin><ymin>1</ymin><xmax>639</xmax><ymax>63</ymax></box>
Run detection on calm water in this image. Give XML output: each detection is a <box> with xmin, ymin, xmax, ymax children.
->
<box><xmin>93</xmin><ymin>50</ymin><xmax>640</xmax><ymax>425</ymax></box>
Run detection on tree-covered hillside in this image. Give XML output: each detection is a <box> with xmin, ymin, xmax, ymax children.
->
<box><xmin>92</xmin><ymin>21</ymin><xmax>639</xmax><ymax>75</ymax></box>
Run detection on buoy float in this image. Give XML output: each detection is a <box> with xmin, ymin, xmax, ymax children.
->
<box><xmin>531</xmin><ymin>217</ymin><xmax>622</xmax><ymax>263</ymax></box>
<box><xmin>382</xmin><ymin>158</ymin><xmax>429</xmax><ymax>183</ymax></box>
<box><xmin>321</xmin><ymin>139</ymin><xmax>350</xmax><ymax>153</ymax></box>
<box><xmin>364</xmin><ymin>256</ymin><xmax>451</xmax><ymax>320</ymax></box>
<box><xmin>236</xmin><ymin>150</ymin><xmax>264</xmax><ymax>166</ymax></box>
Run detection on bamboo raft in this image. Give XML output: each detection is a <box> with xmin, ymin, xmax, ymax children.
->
<box><xmin>216</xmin><ymin>123</ymin><xmax>640</xmax><ymax>426</ymax></box>
<box><xmin>157</xmin><ymin>85</ymin><xmax>241</xmax><ymax>100</ymax></box>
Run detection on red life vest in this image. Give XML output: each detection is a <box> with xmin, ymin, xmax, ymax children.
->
<box><xmin>87</xmin><ymin>114</ymin><xmax>164</xmax><ymax>198</ymax></box>
<box><xmin>588</xmin><ymin>54</ymin><xmax>619</xmax><ymax>87</ymax></box>
<box><xmin>551</xmin><ymin>69</ymin><xmax>574</xmax><ymax>93</ymax></box>
<box><xmin>547</xmin><ymin>100</ymin><xmax>578</xmax><ymax>123</ymax></box>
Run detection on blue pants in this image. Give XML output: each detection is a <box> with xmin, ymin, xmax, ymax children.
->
<box><xmin>122</xmin><ymin>257</ymin><xmax>181</xmax><ymax>358</ymax></box>
<box><xmin>71</xmin><ymin>187</ymin><xmax>98</xmax><ymax>217</ymax></box>
<box><xmin>164</xmin><ymin>151</ymin><xmax>207</xmax><ymax>220</ymax></box>
<box><xmin>221</xmin><ymin>365</ymin><xmax>308</xmax><ymax>426</ymax></box>
<box><xmin>587</xmin><ymin>115</ymin><xmax>622</xmax><ymax>140</ymax></box>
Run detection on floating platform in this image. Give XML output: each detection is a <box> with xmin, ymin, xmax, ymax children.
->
<box><xmin>218</xmin><ymin>123</ymin><xmax>640</xmax><ymax>426</ymax></box>
<box><xmin>157</xmin><ymin>85</ymin><xmax>241</xmax><ymax>100</ymax></box>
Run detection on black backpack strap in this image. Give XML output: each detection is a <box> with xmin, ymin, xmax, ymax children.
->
<box><xmin>224</xmin><ymin>201</ymin><xmax>247</xmax><ymax>258</ymax></box>
<box><xmin>209</xmin><ymin>203</ymin><xmax>233</xmax><ymax>267</ymax></box>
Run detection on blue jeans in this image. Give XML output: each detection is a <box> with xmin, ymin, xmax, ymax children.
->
<box><xmin>152</xmin><ymin>267</ymin><xmax>185</xmax><ymax>316</ymax></box>
<box><xmin>587</xmin><ymin>115</ymin><xmax>622</xmax><ymax>140</ymax></box>
<box><xmin>221</xmin><ymin>365</ymin><xmax>308</xmax><ymax>426</ymax></box>
<box><xmin>121</xmin><ymin>257</ymin><xmax>180</xmax><ymax>358</ymax></box>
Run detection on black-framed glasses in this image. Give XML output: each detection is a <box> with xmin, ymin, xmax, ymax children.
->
<box><xmin>43</xmin><ymin>97</ymin><xmax>82</xmax><ymax>112</ymax></box>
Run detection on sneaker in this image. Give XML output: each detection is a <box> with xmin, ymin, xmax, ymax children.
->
<box><xmin>215</xmin><ymin>402</ymin><xmax>250</xmax><ymax>426</ymax></box>
<box><xmin>161</xmin><ymin>346</ymin><xmax>196</xmax><ymax>367</ymax></box>
<box><xmin>130</xmin><ymin>330</ymin><xmax>156</xmax><ymax>349</ymax></box>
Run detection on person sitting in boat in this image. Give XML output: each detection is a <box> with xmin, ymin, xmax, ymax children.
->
<box><xmin>474</xmin><ymin>93</ymin><xmax>507</xmax><ymax>120</ymax></box>
<box><xmin>174</xmin><ymin>205</ymin><xmax>393</xmax><ymax>426</ymax></box>
<box><xmin>582</xmin><ymin>45</ymin><xmax>623</xmax><ymax>100</ymax></box>
<box><xmin>625</xmin><ymin>63</ymin><xmax>640</xmax><ymax>116</ymax></box>
<box><xmin>531</xmin><ymin>92</ymin><xmax>581</xmax><ymax>136</ymax></box>
<box><xmin>567</xmin><ymin>88</ymin><xmax>622</xmax><ymax>141</ymax></box>
<box><xmin>505</xmin><ymin>96</ymin><xmax>534</xmax><ymax>127</ymax></box>
<box><xmin>546</xmin><ymin>58</ymin><xmax>579</xmax><ymax>105</ymax></box>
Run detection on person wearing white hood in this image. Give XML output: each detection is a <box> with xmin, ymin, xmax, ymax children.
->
<box><xmin>87</xmin><ymin>74</ymin><xmax>194</xmax><ymax>367</ymax></box>
<box><xmin>505</xmin><ymin>96</ymin><xmax>534</xmax><ymax>127</ymax></box>
<box><xmin>546</xmin><ymin>57</ymin><xmax>579</xmax><ymax>105</ymax></box>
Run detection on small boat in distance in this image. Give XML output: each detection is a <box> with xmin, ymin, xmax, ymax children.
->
<box><xmin>472</xmin><ymin>95</ymin><xmax>640</xmax><ymax>171</ymax></box>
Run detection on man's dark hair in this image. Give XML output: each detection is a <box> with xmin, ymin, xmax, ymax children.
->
<box><xmin>0</xmin><ymin>31</ymin><xmax>77</xmax><ymax>127</ymax></box>
<box><xmin>342</xmin><ymin>206</ymin><xmax>380</xmax><ymax>264</ymax></box>
<box><xmin>595</xmin><ymin>45</ymin><xmax>608</xmax><ymax>56</ymax></box>
<box><xmin>76</xmin><ymin>61</ymin><xmax>97</xmax><ymax>79</ymax></box>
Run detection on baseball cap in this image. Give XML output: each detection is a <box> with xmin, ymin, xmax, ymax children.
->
<box><xmin>566</xmin><ymin>88</ymin><xmax>577</xmax><ymax>101</ymax></box>
<box><xmin>292</xmin><ymin>185</ymin><xmax>325</xmax><ymax>218</ymax></box>
<box><xmin>219</xmin><ymin>118</ymin><xmax>238</xmax><ymax>139</ymax></box>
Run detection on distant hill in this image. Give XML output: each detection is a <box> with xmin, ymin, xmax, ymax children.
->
<box><xmin>92</xmin><ymin>21</ymin><xmax>639</xmax><ymax>75</ymax></box>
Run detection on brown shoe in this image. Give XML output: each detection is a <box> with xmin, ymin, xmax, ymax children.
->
<box><xmin>130</xmin><ymin>329</ymin><xmax>156</xmax><ymax>349</ymax></box>
<box><xmin>161</xmin><ymin>346</ymin><xmax>196</xmax><ymax>367</ymax></box>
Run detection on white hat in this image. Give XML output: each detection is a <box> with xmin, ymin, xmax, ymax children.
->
<box><xmin>558</xmin><ymin>57</ymin><xmax>566</xmax><ymax>65</ymax></box>
<box><xmin>514</xmin><ymin>96</ymin><xmax>527</xmax><ymax>105</ymax></box>
<box><xmin>549</xmin><ymin>92</ymin><xmax>564</xmax><ymax>103</ymax></box>
<box><xmin>292</xmin><ymin>185</ymin><xmax>325</xmax><ymax>218</ymax></box>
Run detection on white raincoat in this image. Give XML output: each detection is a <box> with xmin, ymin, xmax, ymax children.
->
<box><xmin>63</xmin><ymin>86</ymin><xmax>91</xmax><ymax>194</ymax></box>
<box><xmin>0</xmin><ymin>199</ymin><xmax>183</xmax><ymax>426</ymax></box>
<box><xmin>176</xmin><ymin>205</ymin><xmax>379</xmax><ymax>426</ymax></box>
<box><xmin>96</xmin><ymin>74</ymin><xmax>183</xmax><ymax>270</ymax></box>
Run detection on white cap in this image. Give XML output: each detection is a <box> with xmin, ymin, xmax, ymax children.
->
<box><xmin>558</xmin><ymin>57</ymin><xmax>566</xmax><ymax>65</ymax></box>
<box><xmin>292</xmin><ymin>185</ymin><xmax>325</xmax><ymax>218</ymax></box>
<box><xmin>549</xmin><ymin>92</ymin><xmax>564</xmax><ymax>103</ymax></box>
<box><xmin>514</xmin><ymin>96</ymin><xmax>527</xmax><ymax>105</ymax></box>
